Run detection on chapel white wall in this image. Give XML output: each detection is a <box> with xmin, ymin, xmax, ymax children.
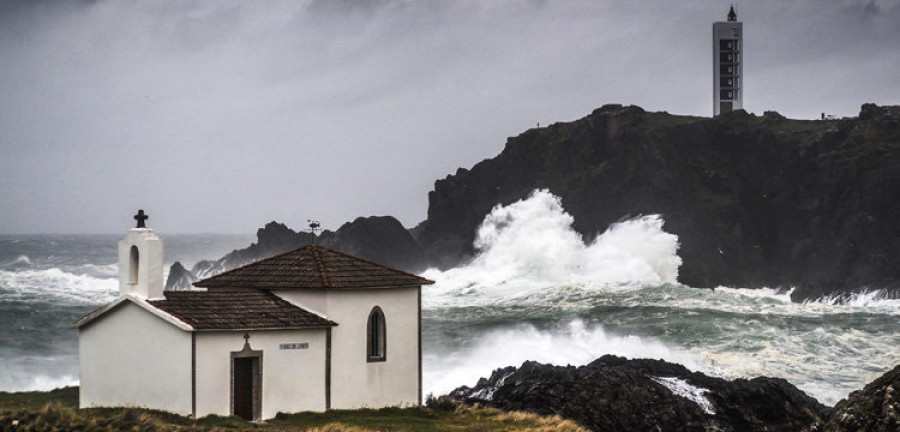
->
<box><xmin>78</xmin><ymin>302</ymin><xmax>192</xmax><ymax>414</ymax></box>
<box><xmin>275</xmin><ymin>287</ymin><xmax>420</xmax><ymax>409</ymax></box>
<box><xmin>194</xmin><ymin>329</ymin><xmax>328</xmax><ymax>419</ymax></box>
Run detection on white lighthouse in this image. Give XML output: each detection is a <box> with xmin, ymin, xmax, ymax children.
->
<box><xmin>713</xmin><ymin>6</ymin><xmax>742</xmax><ymax>116</ymax></box>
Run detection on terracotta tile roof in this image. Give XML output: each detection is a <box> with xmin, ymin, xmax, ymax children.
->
<box><xmin>193</xmin><ymin>245</ymin><xmax>434</xmax><ymax>290</ymax></box>
<box><xmin>148</xmin><ymin>289</ymin><xmax>336</xmax><ymax>330</ymax></box>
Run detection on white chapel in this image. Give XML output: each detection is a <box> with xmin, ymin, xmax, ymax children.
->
<box><xmin>73</xmin><ymin>211</ymin><xmax>433</xmax><ymax>421</ymax></box>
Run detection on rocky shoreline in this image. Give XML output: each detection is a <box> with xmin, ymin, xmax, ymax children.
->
<box><xmin>449</xmin><ymin>355</ymin><xmax>899</xmax><ymax>432</ymax></box>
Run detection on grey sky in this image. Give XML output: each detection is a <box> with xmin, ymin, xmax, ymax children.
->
<box><xmin>1</xmin><ymin>0</ymin><xmax>898</xmax><ymax>234</ymax></box>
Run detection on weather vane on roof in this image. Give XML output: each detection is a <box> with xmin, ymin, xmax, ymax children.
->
<box><xmin>308</xmin><ymin>219</ymin><xmax>321</xmax><ymax>245</ymax></box>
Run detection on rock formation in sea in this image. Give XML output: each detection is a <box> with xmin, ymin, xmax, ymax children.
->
<box><xmin>449</xmin><ymin>355</ymin><xmax>899</xmax><ymax>432</ymax></box>
<box><xmin>415</xmin><ymin>104</ymin><xmax>900</xmax><ymax>300</ymax></box>
<box><xmin>164</xmin><ymin>261</ymin><xmax>195</xmax><ymax>291</ymax></box>
<box><xmin>165</xmin><ymin>216</ymin><xmax>426</xmax><ymax>290</ymax></box>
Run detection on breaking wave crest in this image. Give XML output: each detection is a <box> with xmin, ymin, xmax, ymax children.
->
<box><xmin>2</xmin><ymin>255</ymin><xmax>33</xmax><ymax>268</ymax></box>
<box><xmin>423</xmin><ymin>190</ymin><xmax>681</xmax><ymax>307</ymax></box>
<box><xmin>808</xmin><ymin>289</ymin><xmax>900</xmax><ymax>311</ymax></box>
<box><xmin>0</xmin><ymin>267</ymin><xmax>117</xmax><ymax>306</ymax></box>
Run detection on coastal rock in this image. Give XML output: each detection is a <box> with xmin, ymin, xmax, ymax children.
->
<box><xmin>415</xmin><ymin>104</ymin><xmax>900</xmax><ymax>299</ymax></box>
<box><xmin>821</xmin><ymin>364</ymin><xmax>900</xmax><ymax>432</ymax></box>
<box><xmin>449</xmin><ymin>355</ymin><xmax>830</xmax><ymax>432</ymax></box>
<box><xmin>164</xmin><ymin>261</ymin><xmax>195</xmax><ymax>291</ymax></box>
<box><xmin>319</xmin><ymin>216</ymin><xmax>428</xmax><ymax>273</ymax></box>
<box><xmin>164</xmin><ymin>216</ymin><xmax>426</xmax><ymax>290</ymax></box>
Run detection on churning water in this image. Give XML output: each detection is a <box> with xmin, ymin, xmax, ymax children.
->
<box><xmin>1</xmin><ymin>191</ymin><xmax>897</xmax><ymax>406</ymax></box>
<box><xmin>421</xmin><ymin>190</ymin><xmax>899</xmax><ymax>405</ymax></box>
<box><xmin>0</xmin><ymin>234</ymin><xmax>253</xmax><ymax>391</ymax></box>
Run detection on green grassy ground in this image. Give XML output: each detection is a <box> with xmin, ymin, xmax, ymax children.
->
<box><xmin>0</xmin><ymin>388</ymin><xmax>587</xmax><ymax>432</ymax></box>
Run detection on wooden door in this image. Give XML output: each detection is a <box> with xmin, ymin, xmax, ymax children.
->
<box><xmin>233</xmin><ymin>357</ymin><xmax>258</xmax><ymax>420</ymax></box>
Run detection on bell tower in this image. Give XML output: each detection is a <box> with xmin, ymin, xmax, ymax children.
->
<box><xmin>118</xmin><ymin>209</ymin><xmax>164</xmax><ymax>299</ymax></box>
<box><xmin>713</xmin><ymin>6</ymin><xmax>743</xmax><ymax>116</ymax></box>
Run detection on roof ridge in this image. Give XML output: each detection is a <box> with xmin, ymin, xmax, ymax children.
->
<box><xmin>143</xmin><ymin>289</ymin><xmax>337</xmax><ymax>330</ymax></box>
<box><xmin>313</xmin><ymin>248</ymin><xmax>331</xmax><ymax>288</ymax></box>
<box><xmin>193</xmin><ymin>243</ymin><xmax>434</xmax><ymax>290</ymax></box>
<box><xmin>310</xmin><ymin>244</ymin><xmax>434</xmax><ymax>283</ymax></box>
<box><xmin>191</xmin><ymin>244</ymin><xmax>316</xmax><ymax>287</ymax></box>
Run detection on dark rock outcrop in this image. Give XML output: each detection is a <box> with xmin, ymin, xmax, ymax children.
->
<box><xmin>415</xmin><ymin>104</ymin><xmax>900</xmax><ymax>300</ymax></box>
<box><xmin>179</xmin><ymin>221</ymin><xmax>314</xmax><ymax>285</ymax></box>
<box><xmin>164</xmin><ymin>261</ymin><xmax>195</xmax><ymax>291</ymax></box>
<box><xmin>164</xmin><ymin>216</ymin><xmax>426</xmax><ymax>290</ymax></box>
<box><xmin>450</xmin><ymin>355</ymin><xmax>831</xmax><ymax>432</ymax></box>
<box><xmin>821</xmin><ymin>364</ymin><xmax>900</xmax><ymax>432</ymax></box>
<box><xmin>319</xmin><ymin>216</ymin><xmax>429</xmax><ymax>273</ymax></box>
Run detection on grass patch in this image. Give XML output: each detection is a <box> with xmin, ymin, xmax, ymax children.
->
<box><xmin>0</xmin><ymin>387</ymin><xmax>78</xmax><ymax>412</ymax></box>
<box><xmin>0</xmin><ymin>388</ymin><xmax>587</xmax><ymax>432</ymax></box>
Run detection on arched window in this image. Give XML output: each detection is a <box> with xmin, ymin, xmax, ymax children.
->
<box><xmin>367</xmin><ymin>306</ymin><xmax>386</xmax><ymax>362</ymax></box>
<box><xmin>129</xmin><ymin>245</ymin><xmax>140</xmax><ymax>285</ymax></box>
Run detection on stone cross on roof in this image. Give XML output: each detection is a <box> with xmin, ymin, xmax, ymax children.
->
<box><xmin>134</xmin><ymin>210</ymin><xmax>149</xmax><ymax>228</ymax></box>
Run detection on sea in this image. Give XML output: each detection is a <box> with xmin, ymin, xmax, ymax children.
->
<box><xmin>2</xmin><ymin>190</ymin><xmax>898</xmax><ymax>406</ymax></box>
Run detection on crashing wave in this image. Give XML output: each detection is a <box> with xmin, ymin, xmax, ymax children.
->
<box><xmin>0</xmin><ymin>268</ymin><xmax>117</xmax><ymax>305</ymax></box>
<box><xmin>423</xmin><ymin>190</ymin><xmax>682</xmax><ymax>307</ymax></box>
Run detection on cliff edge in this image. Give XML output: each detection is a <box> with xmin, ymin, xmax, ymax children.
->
<box><xmin>415</xmin><ymin>104</ymin><xmax>900</xmax><ymax>299</ymax></box>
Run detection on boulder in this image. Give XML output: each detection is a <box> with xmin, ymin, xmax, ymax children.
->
<box><xmin>450</xmin><ymin>355</ymin><xmax>830</xmax><ymax>432</ymax></box>
<box><xmin>821</xmin><ymin>364</ymin><xmax>900</xmax><ymax>432</ymax></box>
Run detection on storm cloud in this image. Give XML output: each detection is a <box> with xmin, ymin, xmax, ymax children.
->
<box><xmin>1</xmin><ymin>0</ymin><xmax>898</xmax><ymax>234</ymax></box>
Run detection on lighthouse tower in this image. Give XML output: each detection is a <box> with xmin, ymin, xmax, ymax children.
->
<box><xmin>713</xmin><ymin>6</ymin><xmax>742</xmax><ymax>116</ymax></box>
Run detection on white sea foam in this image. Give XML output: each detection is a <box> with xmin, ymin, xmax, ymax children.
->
<box><xmin>77</xmin><ymin>263</ymin><xmax>119</xmax><ymax>279</ymax></box>
<box><xmin>424</xmin><ymin>319</ymin><xmax>699</xmax><ymax>397</ymax></box>
<box><xmin>423</xmin><ymin>190</ymin><xmax>681</xmax><ymax>308</ymax></box>
<box><xmin>0</xmin><ymin>267</ymin><xmax>117</xmax><ymax>305</ymax></box>
<box><xmin>809</xmin><ymin>289</ymin><xmax>900</xmax><ymax>314</ymax></box>
<box><xmin>652</xmin><ymin>377</ymin><xmax>715</xmax><ymax>415</ymax></box>
<box><xmin>0</xmin><ymin>374</ymin><xmax>78</xmax><ymax>392</ymax></box>
<box><xmin>418</xmin><ymin>189</ymin><xmax>899</xmax><ymax>406</ymax></box>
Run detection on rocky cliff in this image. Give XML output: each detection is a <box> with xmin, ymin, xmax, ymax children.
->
<box><xmin>165</xmin><ymin>216</ymin><xmax>426</xmax><ymax>290</ymax></box>
<box><xmin>450</xmin><ymin>356</ymin><xmax>899</xmax><ymax>432</ymax></box>
<box><xmin>415</xmin><ymin>104</ymin><xmax>900</xmax><ymax>300</ymax></box>
<box><xmin>168</xmin><ymin>104</ymin><xmax>899</xmax><ymax>299</ymax></box>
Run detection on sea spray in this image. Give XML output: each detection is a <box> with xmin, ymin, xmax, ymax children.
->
<box><xmin>0</xmin><ymin>268</ymin><xmax>118</xmax><ymax>306</ymax></box>
<box><xmin>423</xmin><ymin>190</ymin><xmax>681</xmax><ymax>307</ymax></box>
